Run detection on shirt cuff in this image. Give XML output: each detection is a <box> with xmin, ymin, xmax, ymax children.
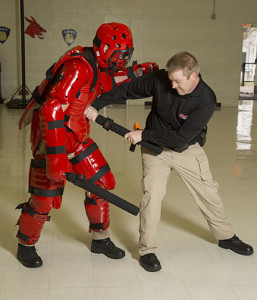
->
<box><xmin>142</xmin><ymin>130</ymin><xmax>151</xmax><ymax>142</ymax></box>
<box><xmin>91</xmin><ymin>101</ymin><xmax>103</xmax><ymax>111</ymax></box>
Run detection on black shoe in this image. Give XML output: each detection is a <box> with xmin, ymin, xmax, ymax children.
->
<box><xmin>17</xmin><ymin>243</ymin><xmax>43</xmax><ymax>268</ymax></box>
<box><xmin>140</xmin><ymin>253</ymin><xmax>162</xmax><ymax>272</ymax></box>
<box><xmin>218</xmin><ymin>235</ymin><xmax>254</xmax><ymax>256</ymax></box>
<box><xmin>91</xmin><ymin>238</ymin><xmax>125</xmax><ymax>259</ymax></box>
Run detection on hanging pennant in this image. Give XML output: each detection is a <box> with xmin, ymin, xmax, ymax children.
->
<box><xmin>0</xmin><ymin>27</ymin><xmax>10</xmax><ymax>44</ymax></box>
<box><xmin>25</xmin><ymin>16</ymin><xmax>46</xmax><ymax>39</ymax></box>
<box><xmin>62</xmin><ymin>29</ymin><xmax>77</xmax><ymax>46</ymax></box>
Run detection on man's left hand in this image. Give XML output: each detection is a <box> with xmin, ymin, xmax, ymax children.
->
<box><xmin>124</xmin><ymin>130</ymin><xmax>143</xmax><ymax>144</ymax></box>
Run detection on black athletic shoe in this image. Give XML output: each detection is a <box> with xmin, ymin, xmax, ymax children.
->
<box><xmin>218</xmin><ymin>235</ymin><xmax>254</xmax><ymax>256</ymax></box>
<box><xmin>140</xmin><ymin>253</ymin><xmax>162</xmax><ymax>272</ymax></box>
<box><xmin>17</xmin><ymin>243</ymin><xmax>43</xmax><ymax>268</ymax></box>
<box><xmin>91</xmin><ymin>238</ymin><xmax>125</xmax><ymax>259</ymax></box>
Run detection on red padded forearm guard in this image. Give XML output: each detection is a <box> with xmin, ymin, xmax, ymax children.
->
<box><xmin>39</xmin><ymin>98</ymin><xmax>72</xmax><ymax>182</ymax></box>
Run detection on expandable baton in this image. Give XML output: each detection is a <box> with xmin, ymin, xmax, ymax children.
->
<box><xmin>95</xmin><ymin>115</ymin><xmax>163</xmax><ymax>155</ymax></box>
<box><xmin>65</xmin><ymin>172</ymin><xmax>139</xmax><ymax>216</ymax></box>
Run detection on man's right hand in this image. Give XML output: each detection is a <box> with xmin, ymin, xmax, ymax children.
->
<box><xmin>84</xmin><ymin>106</ymin><xmax>98</xmax><ymax>122</ymax></box>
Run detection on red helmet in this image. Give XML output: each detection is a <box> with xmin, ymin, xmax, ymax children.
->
<box><xmin>93</xmin><ymin>22</ymin><xmax>134</xmax><ymax>71</ymax></box>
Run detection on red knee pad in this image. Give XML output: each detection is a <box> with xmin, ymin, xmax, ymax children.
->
<box><xmin>84</xmin><ymin>194</ymin><xmax>110</xmax><ymax>232</ymax></box>
<box><xmin>29</xmin><ymin>157</ymin><xmax>65</xmax><ymax>210</ymax></box>
<box><xmin>16</xmin><ymin>202</ymin><xmax>50</xmax><ymax>245</ymax></box>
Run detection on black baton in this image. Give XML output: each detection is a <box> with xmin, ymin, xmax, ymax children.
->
<box><xmin>95</xmin><ymin>115</ymin><xmax>163</xmax><ymax>155</ymax></box>
<box><xmin>65</xmin><ymin>173</ymin><xmax>140</xmax><ymax>216</ymax></box>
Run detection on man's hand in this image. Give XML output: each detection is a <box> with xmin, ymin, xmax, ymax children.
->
<box><xmin>124</xmin><ymin>130</ymin><xmax>142</xmax><ymax>144</ymax></box>
<box><xmin>84</xmin><ymin>106</ymin><xmax>98</xmax><ymax>122</ymax></box>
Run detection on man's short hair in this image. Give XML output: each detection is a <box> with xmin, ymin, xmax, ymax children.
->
<box><xmin>166</xmin><ymin>51</ymin><xmax>200</xmax><ymax>79</ymax></box>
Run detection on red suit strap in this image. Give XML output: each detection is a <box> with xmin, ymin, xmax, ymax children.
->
<box><xmin>16</xmin><ymin>202</ymin><xmax>51</xmax><ymax>222</ymax></box>
<box><xmin>28</xmin><ymin>186</ymin><xmax>64</xmax><ymax>197</ymax></box>
<box><xmin>69</xmin><ymin>142</ymin><xmax>98</xmax><ymax>165</ymax></box>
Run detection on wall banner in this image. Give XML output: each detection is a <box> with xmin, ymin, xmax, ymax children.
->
<box><xmin>0</xmin><ymin>27</ymin><xmax>10</xmax><ymax>44</ymax></box>
<box><xmin>25</xmin><ymin>16</ymin><xmax>46</xmax><ymax>39</ymax></box>
<box><xmin>62</xmin><ymin>29</ymin><xmax>77</xmax><ymax>46</ymax></box>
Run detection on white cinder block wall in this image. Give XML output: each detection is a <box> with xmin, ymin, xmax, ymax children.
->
<box><xmin>1</xmin><ymin>0</ymin><xmax>257</xmax><ymax>106</ymax></box>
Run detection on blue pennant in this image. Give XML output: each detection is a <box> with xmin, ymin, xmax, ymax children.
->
<box><xmin>62</xmin><ymin>29</ymin><xmax>77</xmax><ymax>46</ymax></box>
<box><xmin>0</xmin><ymin>27</ymin><xmax>10</xmax><ymax>44</ymax></box>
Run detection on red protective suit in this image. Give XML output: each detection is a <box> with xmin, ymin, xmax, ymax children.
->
<box><xmin>17</xmin><ymin>45</ymin><xmax>158</xmax><ymax>245</ymax></box>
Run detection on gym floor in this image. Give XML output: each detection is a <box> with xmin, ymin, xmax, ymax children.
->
<box><xmin>0</xmin><ymin>101</ymin><xmax>257</xmax><ymax>300</ymax></box>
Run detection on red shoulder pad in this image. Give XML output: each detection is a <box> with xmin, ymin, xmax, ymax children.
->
<box><xmin>50</xmin><ymin>60</ymin><xmax>91</xmax><ymax>104</ymax></box>
<box><xmin>51</xmin><ymin>46</ymin><xmax>85</xmax><ymax>74</ymax></box>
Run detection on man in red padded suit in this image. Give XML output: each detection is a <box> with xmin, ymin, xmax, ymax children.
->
<box><xmin>17</xmin><ymin>22</ymin><xmax>158</xmax><ymax>268</ymax></box>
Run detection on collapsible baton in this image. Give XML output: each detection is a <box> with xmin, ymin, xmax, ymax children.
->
<box><xmin>65</xmin><ymin>172</ymin><xmax>140</xmax><ymax>216</ymax></box>
<box><xmin>95</xmin><ymin>115</ymin><xmax>163</xmax><ymax>155</ymax></box>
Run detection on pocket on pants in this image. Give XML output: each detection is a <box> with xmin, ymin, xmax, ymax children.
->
<box><xmin>196</xmin><ymin>153</ymin><xmax>212</xmax><ymax>181</ymax></box>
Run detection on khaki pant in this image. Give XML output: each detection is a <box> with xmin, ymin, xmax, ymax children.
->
<box><xmin>139</xmin><ymin>143</ymin><xmax>234</xmax><ymax>256</ymax></box>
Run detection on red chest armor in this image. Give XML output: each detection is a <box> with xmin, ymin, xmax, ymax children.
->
<box><xmin>20</xmin><ymin>46</ymin><xmax>109</xmax><ymax>154</ymax></box>
<box><xmin>46</xmin><ymin>47</ymin><xmax>101</xmax><ymax>145</ymax></box>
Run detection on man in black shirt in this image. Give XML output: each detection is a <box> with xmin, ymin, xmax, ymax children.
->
<box><xmin>85</xmin><ymin>52</ymin><xmax>253</xmax><ymax>272</ymax></box>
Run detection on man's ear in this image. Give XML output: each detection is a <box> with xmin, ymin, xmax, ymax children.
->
<box><xmin>192</xmin><ymin>72</ymin><xmax>197</xmax><ymax>79</ymax></box>
<box><xmin>103</xmin><ymin>44</ymin><xmax>109</xmax><ymax>54</ymax></box>
<box><xmin>190</xmin><ymin>72</ymin><xmax>198</xmax><ymax>81</ymax></box>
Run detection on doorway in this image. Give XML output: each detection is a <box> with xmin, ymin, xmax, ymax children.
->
<box><xmin>239</xmin><ymin>23</ymin><xmax>257</xmax><ymax>100</ymax></box>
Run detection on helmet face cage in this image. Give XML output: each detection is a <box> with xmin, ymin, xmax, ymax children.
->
<box><xmin>93</xmin><ymin>22</ymin><xmax>134</xmax><ymax>70</ymax></box>
<box><xmin>108</xmin><ymin>47</ymin><xmax>134</xmax><ymax>71</ymax></box>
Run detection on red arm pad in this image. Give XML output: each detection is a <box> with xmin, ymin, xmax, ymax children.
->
<box><xmin>39</xmin><ymin>98</ymin><xmax>72</xmax><ymax>182</ymax></box>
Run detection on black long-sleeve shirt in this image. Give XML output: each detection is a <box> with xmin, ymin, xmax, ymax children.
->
<box><xmin>92</xmin><ymin>69</ymin><xmax>217</xmax><ymax>151</ymax></box>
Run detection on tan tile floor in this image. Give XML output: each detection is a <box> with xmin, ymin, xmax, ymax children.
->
<box><xmin>0</xmin><ymin>100</ymin><xmax>257</xmax><ymax>300</ymax></box>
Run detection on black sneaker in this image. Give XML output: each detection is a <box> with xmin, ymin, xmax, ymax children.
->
<box><xmin>140</xmin><ymin>253</ymin><xmax>162</xmax><ymax>272</ymax></box>
<box><xmin>91</xmin><ymin>238</ymin><xmax>125</xmax><ymax>259</ymax></box>
<box><xmin>218</xmin><ymin>235</ymin><xmax>254</xmax><ymax>256</ymax></box>
<box><xmin>17</xmin><ymin>243</ymin><xmax>43</xmax><ymax>268</ymax></box>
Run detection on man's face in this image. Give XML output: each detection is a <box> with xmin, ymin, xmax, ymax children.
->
<box><xmin>168</xmin><ymin>69</ymin><xmax>199</xmax><ymax>95</ymax></box>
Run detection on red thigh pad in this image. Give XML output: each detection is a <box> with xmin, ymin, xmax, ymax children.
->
<box><xmin>71</xmin><ymin>138</ymin><xmax>115</xmax><ymax>190</ymax></box>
